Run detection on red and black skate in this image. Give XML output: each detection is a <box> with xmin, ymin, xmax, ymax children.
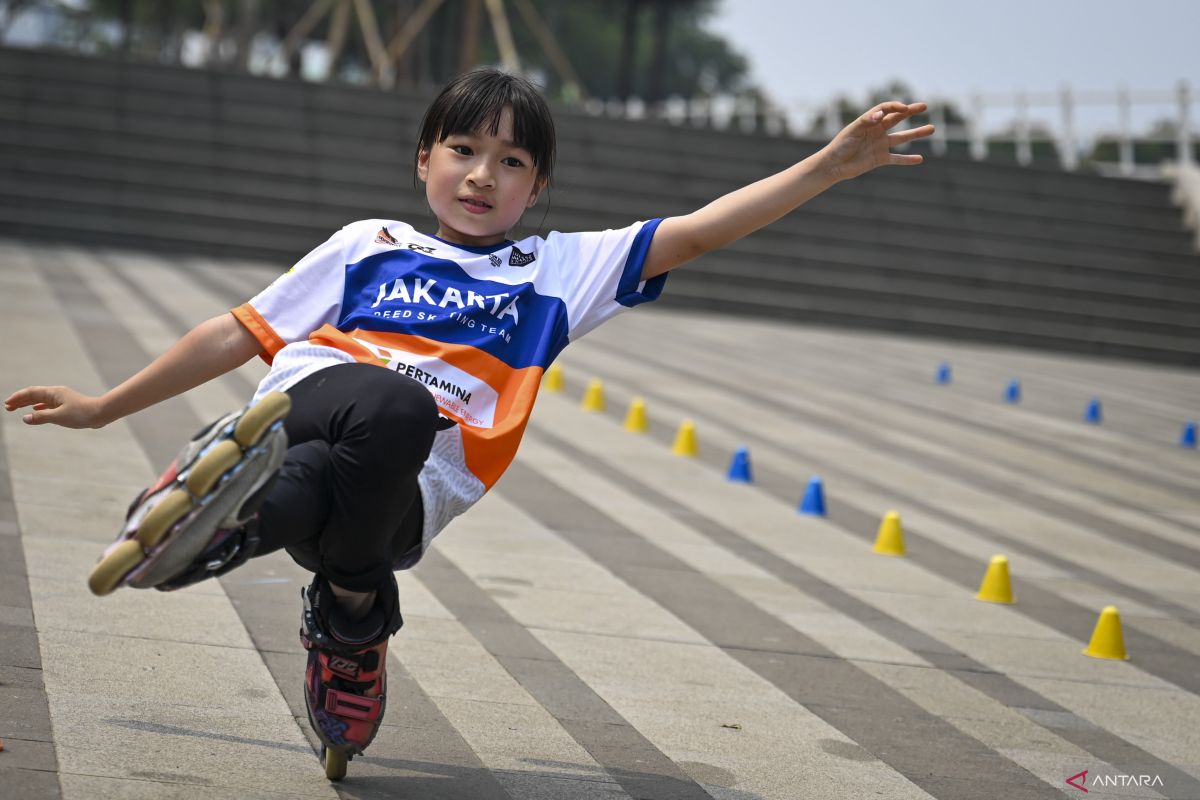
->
<box><xmin>300</xmin><ymin>573</ymin><xmax>403</xmax><ymax>781</ymax></box>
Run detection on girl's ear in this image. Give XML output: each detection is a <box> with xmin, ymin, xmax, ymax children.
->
<box><xmin>527</xmin><ymin>175</ymin><xmax>548</xmax><ymax>208</ymax></box>
<box><xmin>416</xmin><ymin>148</ymin><xmax>431</xmax><ymax>183</ymax></box>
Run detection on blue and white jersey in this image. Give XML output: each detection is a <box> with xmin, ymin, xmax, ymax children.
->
<box><xmin>233</xmin><ymin>217</ymin><xmax>666</xmax><ymax>562</ymax></box>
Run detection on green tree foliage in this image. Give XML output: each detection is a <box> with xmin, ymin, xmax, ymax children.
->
<box><xmin>46</xmin><ymin>0</ymin><xmax>753</xmax><ymax>100</ymax></box>
<box><xmin>497</xmin><ymin>0</ymin><xmax>751</xmax><ymax>100</ymax></box>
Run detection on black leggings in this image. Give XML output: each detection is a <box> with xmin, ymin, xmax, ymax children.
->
<box><xmin>252</xmin><ymin>362</ymin><xmax>440</xmax><ymax>591</ymax></box>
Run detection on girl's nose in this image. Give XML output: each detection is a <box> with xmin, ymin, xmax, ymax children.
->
<box><xmin>467</xmin><ymin>165</ymin><xmax>495</xmax><ymax>188</ymax></box>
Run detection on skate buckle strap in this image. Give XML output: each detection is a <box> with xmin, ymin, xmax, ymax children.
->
<box><xmin>324</xmin><ymin>688</ymin><xmax>382</xmax><ymax>721</ymax></box>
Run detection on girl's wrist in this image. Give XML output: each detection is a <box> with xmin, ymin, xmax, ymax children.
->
<box><xmin>90</xmin><ymin>394</ymin><xmax>117</xmax><ymax>428</ymax></box>
<box><xmin>812</xmin><ymin>146</ymin><xmax>845</xmax><ymax>186</ymax></box>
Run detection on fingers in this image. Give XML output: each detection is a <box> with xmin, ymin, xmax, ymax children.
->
<box><xmin>4</xmin><ymin>386</ymin><xmax>43</xmax><ymax>411</ymax></box>
<box><xmin>889</xmin><ymin>124</ymin><xmax>936</xmax><ymax>145</ymax></box>
<box><xmin>20</xmin><ymin>402</ymin><xmax>62</xmax><ymax>426</ymax></box>
<box><xmin>7</xmin><ymin>387</ymin><xmax>95</xmax><ymax>428</ymax></box>
<box><xmin>868</xmin><ymin>101</ymin><xmax>928</xmax><ymax>128</ymax></box>
<box><xmin>4</xmin><ymin>386</ymin><xmax>60</xmax><ymax>414</ymax></box>
<box><xmin>889</xmin><ymin>153</ymin><xmax>925</xmax><ymax>166</ymax></box>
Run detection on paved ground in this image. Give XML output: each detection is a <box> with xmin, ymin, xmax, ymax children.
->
<box><xmin>1</xmin><ymin>238</ymin><xmax>1198</xmax><ymax>800</ymax></box>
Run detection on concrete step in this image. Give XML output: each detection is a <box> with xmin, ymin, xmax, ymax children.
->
<box><xmin>673</xmin><ymin>255</ymin><xmax>1200</xmax><ymax>337</ymax></box>
<box><xmin>0</xmin><ymin>48</ymin><xmax>1181</xmax><ymax>213</ymax></box>
<box><xmin>4</xmin><ymin>164</ymin><xmax>1198</xmax><ymax>308</ymax></box>
<box><xmin>657</xmin><ymin>282</ymin><xmax>1200</xmax><ymax>365</ymax></box>
<box><xmin>2</xmin><ymin>44</ymin><xmax>1197</xmax><ymax>366</ymax></box>
<box><xmin>4</xmin><ymin>133</ymin><xmax>1197</xmax><ymax>285</ymax></box>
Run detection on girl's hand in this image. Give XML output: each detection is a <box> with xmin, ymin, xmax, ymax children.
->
<box><xmin>822</xmin><ymin>101</ymin><xmax>935</xmax><ymax>183</ymax></box>
<box><xmin>4</xmin><ymin>385</ymin><xmax>107</xmax><ymax>428</ymax></box>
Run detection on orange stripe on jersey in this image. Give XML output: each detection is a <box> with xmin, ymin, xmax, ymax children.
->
<box><xmin>232</xmin><ymin>303</ymin><xmax>288</xmax><ymax>364</ymax></box>
<box><xmin>308</xmin><ymin>325</ymin><xmax>543</xmax><ymax>489</ymax></box>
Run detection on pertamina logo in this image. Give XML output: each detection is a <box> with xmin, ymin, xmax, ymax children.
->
<box><xmin>508</xmin><ymin>245</ymin><xmax>536</xmax><ymax>267</ymax></box>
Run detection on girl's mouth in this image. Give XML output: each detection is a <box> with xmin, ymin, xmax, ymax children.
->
<box><xmin>459</xmin><ymin>197</ymin><xmax>493</xmax><ymax>215</ymax></box>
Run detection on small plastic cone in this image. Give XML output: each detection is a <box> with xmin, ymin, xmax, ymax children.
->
<box><xmin>935</xmin><ymin>362</ymin><xmax>951</xmax><ymax>384</ymax></box>
<box><xmin>727</xmin><ymin>447</ymin><xmax>752</xmax><ymax>482</ymax></box>
<box><xmin>1084</xmin><ymin>397</ymin><xmax>1103</xmax><ymax>424</ymax></box>
<box><xmin>624</xmin><ymin>397</ymin><xmax>648</xmax><ymax>433</ymax></box>
<box><xmin>1083</xmin><ymin>605</ymin><xmax>1128</xmax><ymax>660</ymax></box>
<box><xmin>1004</xmin><ymin>379</ymin><xmax>1021</xmax><ymax>404</ymax></box>
<box><xmin>672</xmin><ymin>419</ymin><xmax>698</xmax><ymax>456</ymax></box>
<box><xmin>544</xmin><ymin>363</ymin><xmax>564</xmax><ymax>393</ymax></box>
<box><xmin>975</xmin><ymin>555</ymin><xmax>1014</xmax><ymax>604</ymax></box>
<box><xmin>582</xmin><ymin>378</ymin><xmax>605</xmax><ymax>412</ymax></box>
<box><xmin>798</xmin><ymin>476</ymin><xmax>826</xmax><ymax>516</ymax></box>
<box><xmin>873</xmin><ymin>511</ymin><xmax>906</xmax><ymax>556</ymax></box>
<box><xmin>1181</xmin><ymin>421</ymin><xmax>1197</xmax><ymax>448</ymax></box>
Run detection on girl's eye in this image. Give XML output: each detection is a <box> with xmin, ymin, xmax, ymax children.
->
<box><xmin>450</xmin><ymin>144</ymin><xmax>472</xmax><ymax>155</ymax></box>
<box><xmin>502</xmin><ymin>157</ymin><xmax>524</xmax><ymax>168</ymax></box>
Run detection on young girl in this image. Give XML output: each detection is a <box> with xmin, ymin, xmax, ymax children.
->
<box><xmin>4</xmin><ymin>68</ymin><xmax>933</xmax><ymax>779</ymax></box>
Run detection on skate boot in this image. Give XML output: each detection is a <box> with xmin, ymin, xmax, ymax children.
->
<box><xmin>87</xmin><ymin>391</ymin><xmax>291</xmax><ymax>596</ymax></box>
<box><xmin>300</xmin><ymin>573</ymin><xmax>403</xmax><ymax>781</ymax></box>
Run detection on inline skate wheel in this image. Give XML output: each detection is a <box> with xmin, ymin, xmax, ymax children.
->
<box><xmin>186</xmin><ymin>440</ymin><xmax>242</xmax><ymax>496</ymax></box>
<box><xmin>234</xmin><ymin>392</ymin><xmax>291</xmax><ymax>448</ymax></box>
<box><xmin>88</xmin><ymin>539</ymin><xmax>145</xmax><ymax>596</ymax></box>
<box><xmin>321</xmin><ymin>745</ymin><xmax>348</xmax><ymax>781</ymax></box>
<box><xmin>135</xmin><ymin>489</ymin><xmax>193</xmax><ymax>548</ymax></box>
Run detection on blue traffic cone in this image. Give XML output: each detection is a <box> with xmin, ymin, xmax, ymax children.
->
<box><xmin>799</xmin><ymin>476</ymin><xmax>826</xmax><ymax>516</ymax></box>
<box><xmin>1182</xmin><ymin>421</ymin><xmax>1197</xmax><ymax>448</ymax></box>
<box><xmin>727</xmin><ymin>447</ymin><xmax>753</xmax><ymax>482</ymax></box>
<box><xmin>935</xmin><ymin>362</ymin><xmax>952</xmax><ymax>385</ymax></box>
<box><xmin>1004</xmin><ymin>379</ymin><xmax>1021</xmax><ymax>404</ymax></box>
<box><xmin>1084</xmin><ymin>397</ymin><xmax>1103</xmax><ymax>424</ymax></box>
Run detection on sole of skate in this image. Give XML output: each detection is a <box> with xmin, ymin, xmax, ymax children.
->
<box><xmin>87</xmin><ymin>392</ymin><xmax>292</xmax><ymax>595</ymax></box>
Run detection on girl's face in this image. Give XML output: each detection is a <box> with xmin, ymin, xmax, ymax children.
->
<box><xmin>417</xmin><ymin>107</ymin><xmax>545</xmax><ymax>248</ymax></box>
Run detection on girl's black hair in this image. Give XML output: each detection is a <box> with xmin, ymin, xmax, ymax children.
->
<box><xmin>414</xmin><ymin>68</ymin><xmax>556</xmax><ymax>187</ymax></box>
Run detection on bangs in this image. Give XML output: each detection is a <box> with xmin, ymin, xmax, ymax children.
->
<box><xmin>416</xmin><ymin>69</ymin><xmax>556</xmax><ymax>181</ymax></box>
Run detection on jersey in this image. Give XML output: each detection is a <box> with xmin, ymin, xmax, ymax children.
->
<box><xmin>232</xmin><ymin>217</ymin><xmax>666</xmax><ymax>562</ymax></box>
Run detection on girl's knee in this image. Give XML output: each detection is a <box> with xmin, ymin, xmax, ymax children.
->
<box><xmin>336</xmin><ymin>369</ymin><xmax>441</xmax><ymax>466</ymax></box>
<box><xmin>360</xmin><ymin>370</ymin><xmax>439</xmax><ymax>431</ymax></box>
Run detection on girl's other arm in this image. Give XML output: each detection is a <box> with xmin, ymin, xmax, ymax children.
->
<box><xmin>641</xmin><ymin>101</ymin><xmax>934</xmax><ymax>280</ymax></box>
<box><xmin>4</xmin><ymin>312</ymin><xmax>261</xmax><ymax>428</ymax></box>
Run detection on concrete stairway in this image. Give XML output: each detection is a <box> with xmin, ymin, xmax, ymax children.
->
<box><xmin>1</xmin><ymin>46</ymin><xmax>1197</xmax><ymax>366</ymax></box>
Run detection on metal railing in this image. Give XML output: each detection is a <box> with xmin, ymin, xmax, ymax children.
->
<box><xmin>587</xmin><ymin>82</ymin><xmax>1197</xmax><ymax>180</ymax></box>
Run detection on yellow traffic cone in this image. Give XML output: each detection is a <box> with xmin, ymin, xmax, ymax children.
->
<box><xmin>624</xmin><ymin>397</ymin><xmax>648</xmax><ymax>433</ymax></box>
<box><xmin>975</xmin><ymin>555</ymin><xmax>1014</xmax><ymax>604</ymax></box>
<box><xmin>872</xmin><ymin>511</ymin><xmax>906</xmax><ymax>556</ymax></box>
<box><xmin>544</xmin><ymin>363</ymin><xmax>564</xmax><ymax>393</ymax></box>
<box><xmin>672</xmin><ymin>419</ymin><xmax>698</xmax><ymax>456</ymax></box>
<box><xmin>582</xmin><ymin>378</ymin><xmax>605</xmax><ymax>412</ymax></box>
<box><xmin>1083</xmin><ymin>605</ymin><xmax>1129</xmax><ymax>660</ymax></box>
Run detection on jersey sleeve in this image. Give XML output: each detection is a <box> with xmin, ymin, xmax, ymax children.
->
<box><xmin>546</xmin><ymin>218</ymin><xmax>666</xmax><ymax>340</ymax></box>
<box><xmin>232</xmin><ymin>229</ymin><xmax>347</xmax><ymax>363</ymax></box>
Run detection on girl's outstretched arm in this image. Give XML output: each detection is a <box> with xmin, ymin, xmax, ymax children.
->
<box><xmin>641</xmin><ymin>101</ymin><xmax>934</xmax><ymax>280</ymax></box>
<box><xmin>4</xmin><ymin>312</ymin><xmax>261</xmax><ymax>429</ymax></box>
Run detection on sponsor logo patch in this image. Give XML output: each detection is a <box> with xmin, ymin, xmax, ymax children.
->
<box><xmin>508</xmin><ymin>245</ymin><xmax>536</xmax><ymax>267</ymax></box>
